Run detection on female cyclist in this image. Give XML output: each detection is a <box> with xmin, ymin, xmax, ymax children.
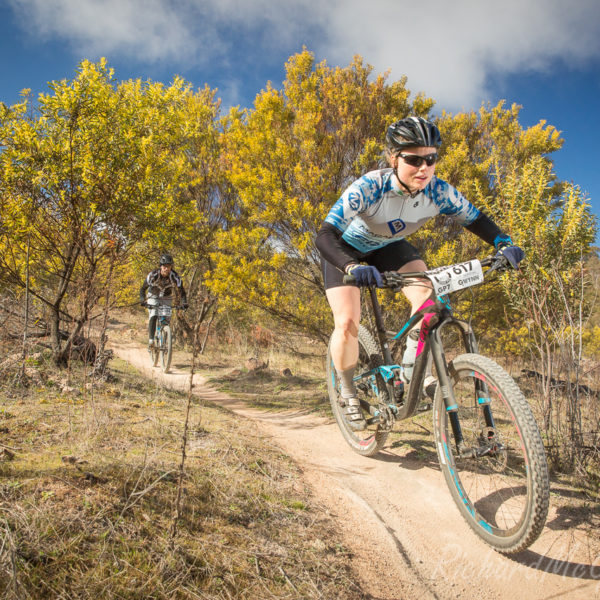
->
<box><xmin>316</xmin><ymin>116</ymin><xmax>523</xmax><ymax>431</ymax></box>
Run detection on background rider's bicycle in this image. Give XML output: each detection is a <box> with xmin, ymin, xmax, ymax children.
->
<box><xmin>147</xmin><ymin>304</ymin><xmax>184</xmax><ymax>373</ymax></box>
<box><xmin>326</xmin><ymin>255</ymin><xmax>550</xmax><ymax>554</ymax></box>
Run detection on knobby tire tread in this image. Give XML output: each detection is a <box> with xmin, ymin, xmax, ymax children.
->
<box><xmin>152</xmin><ymin>333</ymin><xmax>160</xmax><ymax>367</ymax></box>
<box><xmin>161</xmin><ymin>325</ymin><xmax>172</xmax><ymax>373</ymax></box>
<box><xmin>434</xmin><ymin>353</ymin><xmax>549</xmax><ymax>553</ymax></box>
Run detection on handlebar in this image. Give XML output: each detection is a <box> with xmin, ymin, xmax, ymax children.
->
<box><xmin>141</xmin><ymin>303</ymin><xmax>188</xmax><ymax>310</ymax></box>
<box><xmin>343</xmin><ymin>255</ymin><xmax>509</xmax><ymax>289</ymax></box>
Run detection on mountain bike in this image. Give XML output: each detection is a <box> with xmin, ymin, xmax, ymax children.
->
<box><xmin>326</xmin><ymin>255</ymin><xmax>550</xmax><ymax>553</ymax></box>
<box><xmin>148</xmin><ymin>304</ymin><xmax>181</xmax><ymax>373</ymax></box>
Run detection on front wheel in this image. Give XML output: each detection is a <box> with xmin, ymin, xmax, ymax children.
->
<box><xmin>327</xmin><ymin>325</ymin><xmax>389</xmax><ymax>457</ymax></box>
<box><xmin>160</xmin><ymin>325</ymin><xmax>172</xmax><ymax>373</ymax></box>
<box><xmin>151</xmin><ymin>330</ymin><xmax>160</xmax><ymax>367</ymax></box>
<box><xmin>433</xmin><ymin>353</ymin><xmax>549</xmax><ymax>553</ymax></box>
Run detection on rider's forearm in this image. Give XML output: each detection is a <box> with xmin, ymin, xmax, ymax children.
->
<box><xmin>316</xmin><ymin>222</ymin><xmax>358</xmax><ymax>272</ymax></box>
<box><xmin>464</xmin><ymin>212</ymin><xmax>512</xmax><ymax>248</ymax></box>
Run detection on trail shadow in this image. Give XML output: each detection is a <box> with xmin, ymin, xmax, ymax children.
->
<box><xmin>507</xmin><ymin>491</ymin><xmax>600</xmax><ymax>580</ymax></box>
<box><xmin>377</xmin><ymin>432</ymin><xmax>600</xmax><ymax>581</ymax></box>
<box><xmin>545</xmin><ymin>501</ymin><xmax>599</xmax><ymax>532</ymax></box>
<box><xmin>373</xmin><ymin>437</ymin><xmax>439</xmax><ymax>470</ymax></box>
<box><xmin>508</xmin><ymin>548</ymin><xmax>600</xmax><ymax>581</ymax></box>
<box><xmin>172</xmin><ymin>361</ymin><xmax>200</xmax><ymax>370</ymax></box>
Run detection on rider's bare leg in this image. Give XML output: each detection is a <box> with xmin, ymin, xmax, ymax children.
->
<box><xmin>326</xmin><ymin>284</ymin><xmax>361</xmax><ymax>397</ymax></box>
<box><xmin>398</xmin><ymin>259</ymin><xmax>433</xmax><ymax>315</ymax></box>
<box><xmin>398</xmin><ymin>259</ymin><xmax>435</xmax><ymax>383</ymax></box>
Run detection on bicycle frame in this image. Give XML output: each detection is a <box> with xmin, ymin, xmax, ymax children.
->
<box><xmin>155</xmin><ymin>314</ymin><xmax>171</xmax><ymax>344</ymax></box>
<box><xmin>151</xmin><ymin>304</ymin><xmax>173</xmax><ymax>345</ymax></box>
<box><xmin>357</xmin><ymin>278</ymin><xmax>495</xmax><ymax>447</ymax></box>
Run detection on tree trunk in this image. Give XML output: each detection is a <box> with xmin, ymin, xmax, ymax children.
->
<box><xmin>21</xmin><ymin>235</ymin><xmax>31</xmax><ymax>378</ymax></box>
<box><xmin>51</xmin><ymin>241</ymin><xmax>81</xmax><ymax>365</ymax></box>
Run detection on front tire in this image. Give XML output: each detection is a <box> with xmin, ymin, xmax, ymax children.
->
<box><xmin>433</xmin><ymin>353</ymin><xmax>549</xmax><ymax>553</ymax></box>
<box><xmin>161</xmin><ymin>325</ymin><xmax>172</xmax><ymax>373</ymax></box>
<box><xmin>151</xmin><ymin>333</ymin><xmax>160</xmax><ymax>367</ymax></box>
<box><xmin>327</xmin><ymin>325</ymin><xmax>389</xmax><ymax>457</ymax></box>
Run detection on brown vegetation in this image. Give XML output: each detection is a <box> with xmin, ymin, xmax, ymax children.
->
<box><xmin>0</xmin><ymin>342</ymin><xmax>363</xmax><ymax>599</ymax></box>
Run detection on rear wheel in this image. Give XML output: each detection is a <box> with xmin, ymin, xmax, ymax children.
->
<box><xmin>433</xmin><ymin>353</ymin><xmax>549</xmax><ymax>553</ymax></box>
<box><xmin>327</xmin><ymin>325</ymin><xmax>389</xmax><ymax>457</ymax></box>
<box><xmin>160</xmin><ymin>325</ymin><xmax>172</xmax><ymax>373</ymax></box>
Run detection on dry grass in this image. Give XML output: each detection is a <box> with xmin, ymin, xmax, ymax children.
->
<box><xmin>0</xmin><ymin>354</ymin><xmax>365</xmax><ymax>599</ymax></box>
<box><xmin>207</xmin><ymin>368</ymin><xmax>329</xmax><ymax>414</ymax></box>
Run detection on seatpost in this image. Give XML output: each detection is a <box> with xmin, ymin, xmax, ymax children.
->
<box><xmin>368</xmin><ymin>287</ymin><xmax>394</xmax><ymax>365</ymax></box>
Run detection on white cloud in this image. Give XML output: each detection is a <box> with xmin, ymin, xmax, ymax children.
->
<box><xmin>317</xmin><ymin>0</ymin><xmax>600</xmax><ymax>111</ymax></box>
<box><xmin>9</xmin><ymin>0</ymin><xmax>600</xmax><ymax>111</ymax></box>
<box><xmin>9</xmin><ymin>0</ymin><xmax>207</xmax><ymax>64</ymax></box>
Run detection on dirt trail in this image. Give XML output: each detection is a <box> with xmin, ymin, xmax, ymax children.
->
<box><xmin>109</xmin><ymin>334</ymin><xmax>600</xmax><ymax>600</ymax></box>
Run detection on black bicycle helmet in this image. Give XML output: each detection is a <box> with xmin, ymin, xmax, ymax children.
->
<box><xmin>386</xmin><ymin>116</ymin><xmax>442</xmax><ymax>152</ymax></box>
<box><xmin>159</xmin><ymin>253</ymin><xmax>174</xmax><ymax>266</ymax></box>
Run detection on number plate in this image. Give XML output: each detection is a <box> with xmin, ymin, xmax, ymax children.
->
<box><xmin>425</xmin><ymin>260</ymin><xmax>484</xmax><ymax>296</ymax></box>
<box><xmin>156</xmin><ymin>305</ymin><xmax>172</xmax><ymax>317</ymax></box>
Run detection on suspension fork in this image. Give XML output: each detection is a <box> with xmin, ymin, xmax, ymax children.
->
<box><xmin>427</xmin><ymin>328</ymin><xmax>465</xmax><ymax>448</ymax></box>
<box><xmin>448</xmin><ymin>318</ymin><xmax>495</xmax><ymax>430</ymax></box>
<box><xmin>430</xmin><ymin>325</ymin><xmax>489</xmax><ymax>453</ymax></box>
<box><xmin>156</xmin><ymin>318</ymin><xmax>166</xmax><ymax>345</ymax></box>
<box><xmin>434</xmin><ymin>319</ymin><xmax>495</xmax><ymax>445</ymax></box>
<box><xmin>158</xmin><ymin>317</ymin><xmax>171</xmax><ymax>343</ymax></box>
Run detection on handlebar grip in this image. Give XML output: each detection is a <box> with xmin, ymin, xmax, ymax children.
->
<box><xmin>343</xmin><ymin>274</ymin><xmax>357</xmax><ymax>285</ymax></box>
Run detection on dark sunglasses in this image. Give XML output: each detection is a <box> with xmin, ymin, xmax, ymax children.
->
<box><xmin>399</xmin><ymin>152</ymin><xmax>438</xmax><ymax>167</ymax></box>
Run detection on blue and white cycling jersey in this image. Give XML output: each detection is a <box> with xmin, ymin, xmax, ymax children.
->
<box><xmin>324</xmin><ymin>169</ymin><xmax>480</xmax><ymax>253</ymax></box>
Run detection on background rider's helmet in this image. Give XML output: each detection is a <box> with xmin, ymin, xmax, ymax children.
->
<box><xmin>159</xmin><ymin>253</ymin><xmax>174</xmax><ymax>266</ymax></box>
<box><xmin>386</xmin><ymin>116</ymin><xmax>442</xmax><ymax>152</ymax></box>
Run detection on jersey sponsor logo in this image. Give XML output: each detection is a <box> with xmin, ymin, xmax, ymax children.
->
<box><xmin>387</xmin><ymin>218</ymin><xmax>406</xmax><ymax>235</ymax></box>
<box><xmin>347</xmin><ymin>191</ymin><xmax>362</xmax><ymax>211</ymax></box>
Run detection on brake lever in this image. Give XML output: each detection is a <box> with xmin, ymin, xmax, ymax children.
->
<box><xmin>381</xmin><ymin>272</ymin><xmax>405</xmax><ymax>289</ymax></box>
<box><xmin>486</xmin><ymin>255</ymin><xmax>510</xmax><ymax>276</ymax></box>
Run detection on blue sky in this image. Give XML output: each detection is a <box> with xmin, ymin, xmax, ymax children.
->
<box><xmin>2</xmin><ymin>0</ymin><xmax>599</xmax><ymax>243</ymax></box>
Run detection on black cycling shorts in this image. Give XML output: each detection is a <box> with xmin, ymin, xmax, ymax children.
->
<box><xmin>321</xmin><ymin>238</ymin><xmax>423</xmax><ymax>290</ymax></box>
